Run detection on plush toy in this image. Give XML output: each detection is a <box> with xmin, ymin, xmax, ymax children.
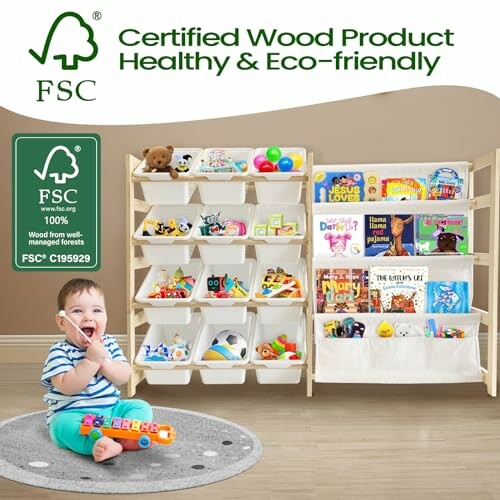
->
<box><xmin>142</xmin><ymin>145</ymin><xmax>178</xmax><ymax>179</ymax></box>
<box><xmin>255</xmin><ymin>342</ymin><xmax>279</xmax><ymax>360</ymax></box>
<box><xmin>377</xmin><ymin>320</ymin><xmax>394</xmax><ymax>338</ymax></box>
<box><xmin>395</xmin><ymin>323</ymin><xmax>418</xmax><ymax>337</ymax></box>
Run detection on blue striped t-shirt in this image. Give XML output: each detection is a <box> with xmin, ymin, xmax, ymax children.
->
<box><xmin>41</xmin><ymin>335</ymin><xmax>128</xmax><ymax>425</ymax></box>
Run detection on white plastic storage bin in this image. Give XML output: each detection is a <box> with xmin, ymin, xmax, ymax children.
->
<box><xmin>135</xmin><ymin>315</ymin><xmax>202</xmax><ymax>385</ymax></box>
<box><xmin>141</xmin><ymin>244</ymin><xmax>195</xmax><ymax>266</ymax></box>
<box><xmin>253</xmin><ymin>259</ymin><xmax>307</xmax><ymax>305</ymax></box>
<box><xmin>135</xmin><ymin>261</ymin><xmax>203</xmax><ymax>324</ymax></box>
<box><xmin>195</xmin><ymin>204</ymin><xmax>254</xmax><ymax>264</ymax></box>
<box><xmin>255</xmin><ymin>244</ymin><xmax>302</xmax><ymax>264</ymax></box>
<box><xmin>193</xmin><ymin>314</ymin><xmax>255</xmax><ymax>384</ymax></box>
<box><xmin>251</xmin><ymin>147</ymin><xmax>306</xmax><ymax>204</ymax></box>
<box><xmin>250</xmin><ymin>147</ymin><xmax>307</xmax><ymax>178</ymax></box>
<box><xmin>251</xmin><ymin>313</ymin><xmax>306</xmax><ymax>384</ymax></box>
<box><xmin>313</xmin><ymin>312</ymin><xmax>482</xmax><ymax>383</ymax></box>
<box><xmin>251</xmin><ymin>204</ymin><xmax>306</xmax><ymax>244</ymax></box>
<box><xmin>134</xmin><ymin>204</ymin><xmax>201</xmax><ymax>242</ymax></box>
<box><xmin>195</xmin><ymin>259</ymin><xmax>255</xmax><ymax>324</ymax></box>
<box><xmin>134</xmin><ymin>148</ymin><xmax>203</xmax><ymax>180</ymax></box>
<box><xmin>194</xmin><ymin>148</ymin><xmax>254</xmax><ymax>204</ymax></box>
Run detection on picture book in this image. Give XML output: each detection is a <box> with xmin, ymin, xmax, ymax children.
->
<box><xmin>416</xmin><ymin>215</ymin><xmax>469</xmax><ymax>255</ymax></box>
<box><xmin>314</xmin><ymin>171</ymin><xmax>365</xmax><ymax>202</ymax></box>
<box><xmin>426</xmin><ymin>281</ymin><xmax>470</xmax><ymax>313</ymax></box>
<box><xmin>369</xmin><ymin>266</ymin><xmax>428</xmax><ymax>313</ymax></box>
<box><xmin>382</xmin><ymin>177</ymin><xmax>427</xmax><ymax>200</ymax></box>
<box><xmin>364</xmin><ymin>214</ymin><xmax>415</xmax><ymax>256</ymax></box>
<box><xmin>315</xmin><ymin>268</ymin><xmax>369</xmax><ymax>313</ymax></box>
<box><xmin>313</xmin><ymin>214</ymin><xmax>364</xmax><ymax>257</ymax></box>
<box><xmin>428</xmin><ymin>168</ymin><xmax>465</xmax><ymax>200</ymax></box>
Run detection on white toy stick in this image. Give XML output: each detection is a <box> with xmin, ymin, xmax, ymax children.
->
<box><xmin>58</xmin><ymin>310</ymin><xmax>92</xmax><ymax>343</ymax></box>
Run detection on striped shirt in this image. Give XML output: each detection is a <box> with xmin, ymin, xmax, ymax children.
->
<box><xmin>41</xmin><ymin>335</ymin><xmax>128</xmax><ymax>425</ymax></box>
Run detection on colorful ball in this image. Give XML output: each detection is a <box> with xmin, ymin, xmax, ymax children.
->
<box><xmin>203</xmin><ymin>344</ymin><xmax>238</xmax><ymax>361</ymax></box>
<box><xmin>289</xmin><ymin>153</ymin><xmax>303</xmax><ymax>170</ymax></box>
<box><xmin>277</xmin><ymin>156</ymin><xmax>293</xmax><ymax>172</ymax></box>
<box><xmin>257</xmin><ymin>160</ymin><xmax>276</xmax><ymax>173</ymax></box>
<box><xmin>266</xmin><ymin>146</ymin><xmax>281</xmax><ymax>163</ymax></box>
<box><xmin>212</xmin><ymin>329</ymin><xmax>247</xmax><ymax>359</ymax></box>
<box><xmin>253</xmin><ymin>154</ymin><xmax>266</xmax><ymax>169</ymax></box>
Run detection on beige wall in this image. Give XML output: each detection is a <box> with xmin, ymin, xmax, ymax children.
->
<box><xmin>1</xmin><ymin>86</ymin><xmax>499</xmax><ymax>334</ymax></box>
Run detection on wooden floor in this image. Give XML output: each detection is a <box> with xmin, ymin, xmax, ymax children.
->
<box><xmin>1</xmin><ymin>364</ymin><xmax>500</xmax><ymax>499</ymax></box>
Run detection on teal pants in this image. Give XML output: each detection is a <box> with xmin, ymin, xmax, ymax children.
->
<box><xmin>49</xmin><ymin>399</ymin><xmax>153</xmax><ymax>456</ymax></box>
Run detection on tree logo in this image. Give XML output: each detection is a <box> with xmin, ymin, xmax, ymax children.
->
<box><xmin>34</xmin><ymin>146</ymin><xmax>80</xmax><ymax>184</ymax></box>
<box><xmin>29</xmin><ymin>12</ymin><xmax>98</xmax><ymax>70</ymax></box>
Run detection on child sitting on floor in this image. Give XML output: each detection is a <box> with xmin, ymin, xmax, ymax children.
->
<box><xmin>41</xmin><ymin>278</ymin><xmax>153</xmax><ymax>462</ymax></box>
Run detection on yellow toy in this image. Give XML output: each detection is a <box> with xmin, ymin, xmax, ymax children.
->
<box><xmin>377</xmin><ymin>320</ymin><xmax>394</xmax><ymax>337</ymax></box>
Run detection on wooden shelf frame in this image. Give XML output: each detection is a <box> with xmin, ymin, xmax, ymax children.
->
<box><xmin>468</xmin><ymin>150</ymin><xmax>499</xmax><ymax>397</ymax></box>
<box><xmin>126</xmin><ymin>153</ymin><xmax>314</xmax><ymax>397</ymax></box>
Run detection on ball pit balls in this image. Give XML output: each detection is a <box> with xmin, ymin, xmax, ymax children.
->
<box><xmin>289</xmin><ymin>153</ymin><xmax>304</xmax><ymax>170</ymax></box>
<box><xmin>257</xmin><ymin>160</ymin><xmax>276</xmax><ymax>173</ymax></box>
<box><xmin>253</xmin><ymin>154</ymin><xmax>267</xmax><ymax>169</ymax></box>
<box><xmin>277</xmin><ymin>156</ymin><xmax>293</xmax><ymax>172</ymax></box>
<box><xmin>266</xmin><ymin>146</ymin><xmax>282</xmax><ymax>163</ymax></box>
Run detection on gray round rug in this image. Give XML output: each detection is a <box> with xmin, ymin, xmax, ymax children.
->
<box><xmin>0</xmin><ymin>406</ymin><xmax>262</xmax><ymax>493</ymax></box>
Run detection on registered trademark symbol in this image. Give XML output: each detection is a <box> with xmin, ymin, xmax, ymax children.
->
<box><xmin>74</xmin><ymin>145</ymin><xmax>81</xmax><ymax>152</ymax></box>
<box><xmin>92</xmin><ymin>11</ymin><xmax>102</xmax><ymax>20</ymax></box>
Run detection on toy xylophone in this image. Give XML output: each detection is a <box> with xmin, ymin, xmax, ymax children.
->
<box><xmin>79</xmin><ymin>413</ymin><xmax>176</xmax><ymax>448</ymax></box>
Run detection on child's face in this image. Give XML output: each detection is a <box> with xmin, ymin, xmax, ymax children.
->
<box><xmin>55</xmin><ymin>288</ymin><xmax>107</xmax><ymax>348</ymax></box>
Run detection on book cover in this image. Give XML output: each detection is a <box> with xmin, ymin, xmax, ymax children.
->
<box><xmin>382</xmin><ymin>177</ymin><xmax>427</xmax><ymax>200</ymax></box>
<box><xmin>313</xmin><ymin>214</ymin><xmax>364</xmax><ymax>257</ymax></box>
<box><xmin>364</xmin><ymin>214</ymin><xmax>415</xmax><ymax>256</ymax></box>
<box><xmin>416</xmin><ymin>214</ymin><xmax>469</xmax><ymax>255</ymax></box>
<box><xmin>369</xmin><ymin>266</ymin><xmax>428</xmax><ymax>313</ymax></box>
<box><xmin>314</xmin><ymin>171</ymin><xmax>365</xmax><ymax>202</ymax></box>
<box><xmin>428</xmin><ymin>168</ymin><xmax>465</xmax><ymax>200</ymax></box>
<box><xmin>315</xmin><ymin>268</ymin><xmax>369</xmax><ymax>313</ymax></box>
<box><xmin>426</xmin><ymin>281</ymin><xmax>470</xmax><ymax>313</ymax></box>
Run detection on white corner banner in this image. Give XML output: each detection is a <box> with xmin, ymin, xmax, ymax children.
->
<box><xmin>1</xmin><ymin>0</ymin><xmax>498</xmax><ymax>125</ymax></box>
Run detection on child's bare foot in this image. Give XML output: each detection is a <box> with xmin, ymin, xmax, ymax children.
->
<box><xmin>92</xmin><ymin>436</ymin><xmax>123</xmax><ymax>462</ymax></box>
<box><xmin>118</xmin><ymin>438</ymin><xmax>152</xmax><ymax>451</ymax></box>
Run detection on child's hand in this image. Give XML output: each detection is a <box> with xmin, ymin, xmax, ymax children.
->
<box><xmin>86</xmin><ymin>341</ymin><xmax>108</xmax><ymax>365</ymax></box>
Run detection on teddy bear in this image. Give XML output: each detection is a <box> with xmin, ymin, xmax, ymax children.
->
<box><xmin>255</xmin><ymin>342</ymin><xmax>279</xmax><ymax>360</ymax></box>
<box><xmin>142</xmin><ymin>145</ymin><xmax>178</xmax><ymax>179</ymax></box>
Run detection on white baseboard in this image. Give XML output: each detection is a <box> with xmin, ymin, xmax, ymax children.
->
<box><xmin>0</xmin><ymin>334</ymin><xmax>142</xmax><ymax>364</ymax></box>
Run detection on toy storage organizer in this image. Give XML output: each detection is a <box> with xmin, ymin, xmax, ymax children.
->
<box><xmin>310</xmin><ymin>155</ymin><xmax>499</xmax><ymax>397</ymax></box>
<box><xmin>127</xmin><ymin>150</ymin><xmax>498</xmax><ymax>397</ymax></box>
<box><xmin>126</xmin><ymin>148</ymin><xmax>311</xmax><ymax>394</ymax></box>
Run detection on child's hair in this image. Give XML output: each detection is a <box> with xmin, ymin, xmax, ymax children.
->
<box><xmin>57</xmin><ymin>278</ymin><xmax>104</xmax><ymax>310</ymax></box>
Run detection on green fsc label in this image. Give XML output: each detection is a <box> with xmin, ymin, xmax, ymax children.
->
<box><xmin>12</xmin><ymin>134</ymin><xmax>100</xmax><ymax>271</ymax></box>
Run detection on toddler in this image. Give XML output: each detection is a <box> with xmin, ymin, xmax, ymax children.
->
<box><xmin>41</xmin><ymin>278</ymin><xmax>153</xmax><ymax>462</ymax></box>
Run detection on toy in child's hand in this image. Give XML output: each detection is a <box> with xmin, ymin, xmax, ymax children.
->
<box><xmin>80</xmin><ymin>414</ymin><xmax>175</xmax><ymax>448</ymax></box>
<box><xmin>142</xmin><ymin>145</ymin><xmax>178</xmax><ymax>179</ymax></box>
<box><xmin>58</xmin><ymin>310</ymin><xmax>93</xmax><ymax>343</ymax></box>
<box><xmin>377</xmin><ymin>320</ymin><xmax>394</xmax><ymax>338</ymax></box>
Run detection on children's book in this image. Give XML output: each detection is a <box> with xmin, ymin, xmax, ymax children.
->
<box><xmin>428</xmin><ymin>168</ymin><xmax>465</xmax><ymax>200</ymax></box>
<box><xmin>313</xmin><ymin>215</ymin><xmax>364</xmax><ymax>257</ymax></box>
<box><xmin>315</xmin><ymin>268</ymin><xmax>369</xmax><ymax>313</ymax></box>
<box><xmin>426</xmin><ymin>281</ymin><xmax>470</xmax><ymax>313</ymax></box>
<box><xmin>369</xmin><ymin>266</ymin><xmax>428</xmax><ymax>313</ymax></box>
<box><xmin>314</xmin><ymin>171</ymin><xmax>365</xmax><ymax>202</ymax></box>
<box><xmin>382</xmin><ymin>177</ymin><xmax>427</xmax><ymax>200</ymax></box>
<box><xmin>416</xmin><ymin>215</ymin><xmax>469</xmax><ymax>255</ymax></box>
<box><xmin>364</xmin><ymin>214</ymin><xmax>415</xmax><ymax>256</ymax></box>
